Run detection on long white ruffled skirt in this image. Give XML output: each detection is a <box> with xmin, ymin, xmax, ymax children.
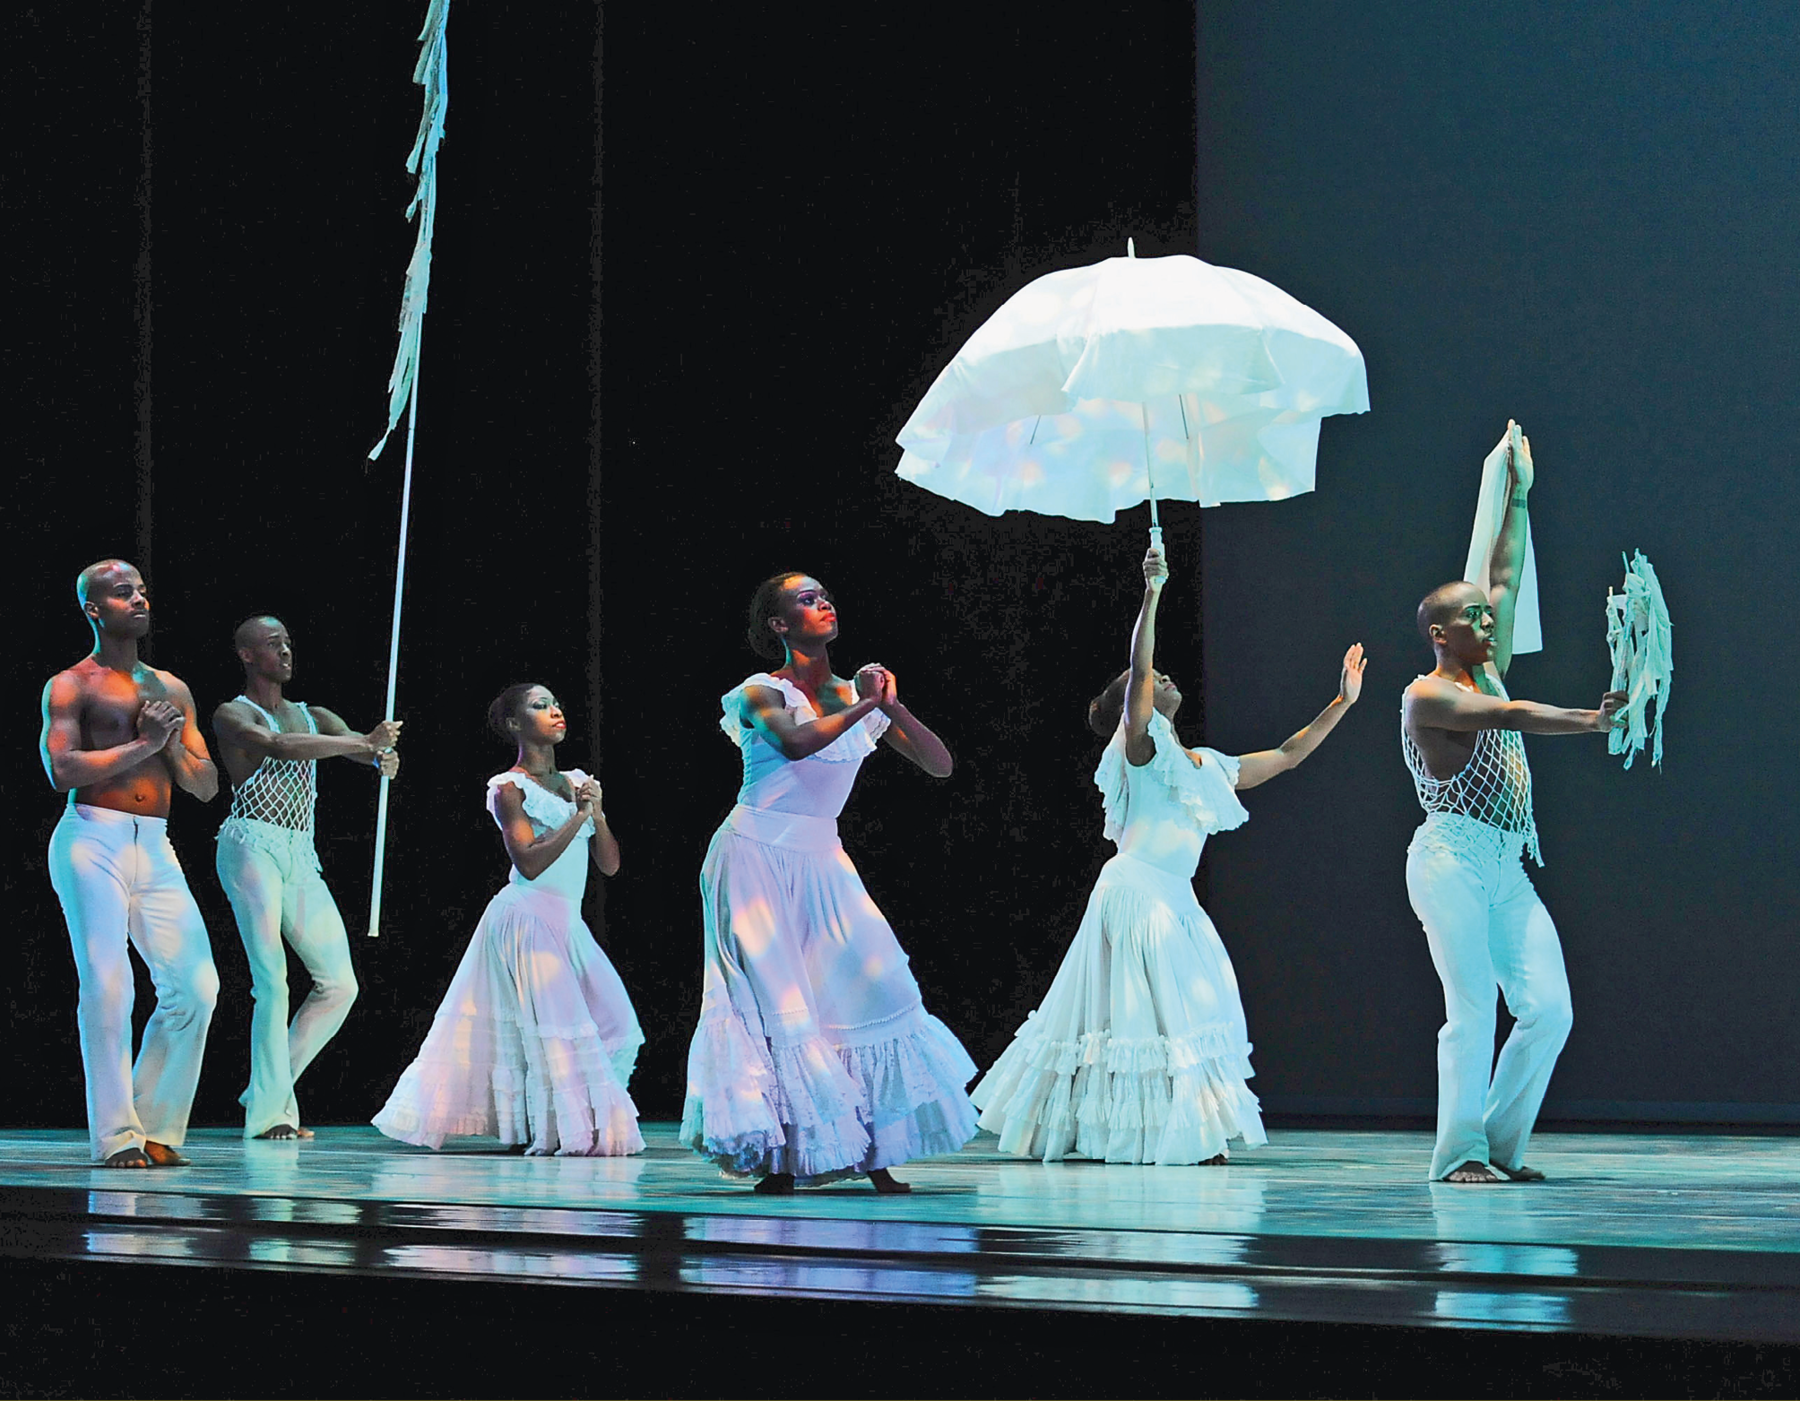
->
<box><xmin>373</xmin><ymin>883</ymin><xmax>644</xmax><ymax>1157</ymax></box>
<box><xmin>971</xmin><ymin>851</ymin><xmax>1265</xmax><ymax>1165</ymax></box>
<box><xmin>680</xmin><ymin>806</ymin><xmax>978</xmax><ymax>1180</ymax></box>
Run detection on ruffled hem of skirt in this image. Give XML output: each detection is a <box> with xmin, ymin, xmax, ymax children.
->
<box><xmin>972</xmin><ymin>1021</ymin><xmax>1263</xmax><ymax>1166</ymax></box>
<box><xmin>680</xmin><ymin>1007</ymin><xmax>978</xmax><ymax>1178</ymax></box>
<box><xmin>373</xmin><ymin>1024</ymin><xmax>644</xmax><ymax>1157</ymax></box>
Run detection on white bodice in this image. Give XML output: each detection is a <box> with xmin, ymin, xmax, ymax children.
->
<box><xmin>719</xmin><ymin>673</ymin><xmax>891</xmax><ymax>818</ymax></box>
<box><xmin>1094</xmin><ymin>711</ymin><xmax>1248</xmax><ymax>878</ymax></box>
<box><xmin>486</xmin><ymin>768</ymin><xmax>595</xmax><ymax>900</ymax></box>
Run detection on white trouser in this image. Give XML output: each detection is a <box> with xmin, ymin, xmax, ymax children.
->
<box><xmin>216</xmin><ymin>821</ymin><xmax>357</xmax><ymax>1137</ymax></box>
<box><xmin>47</xmin><ymin>804</ymin><xmax>219</xmax><ymax>1161</ymax></box>
<box><xmin>1406</xmin><ymin>816</ymin><xmax>1573</xmax><ymax>1181</ymax></box>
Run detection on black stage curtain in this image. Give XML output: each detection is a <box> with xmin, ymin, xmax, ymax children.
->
<box><xmin>6</xmin><ymin>4</ymin><xmax>1794</xmax><ymax>1130</ymax></box>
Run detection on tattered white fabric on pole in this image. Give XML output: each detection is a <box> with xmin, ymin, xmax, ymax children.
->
<box><xmin>370</xmin><ymin>0</ymin><xmax>450</xmax><ymax>463</ymax></box>
<box><xmin>366</xmin><ymin>0</ymin><xmax>451</xmax><ymax>936</ymax></box>
<box><xmin>1462</xmin><ymin>425</ymin><xmax>1542</xmax><ymax>656</ymax></box>
<box><xmin>1606</xmin><ymin>550</ymin><xmax>1671</xmax><ymax>770</ymax></box>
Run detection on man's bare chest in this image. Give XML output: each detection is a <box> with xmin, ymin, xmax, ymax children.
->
<box><xmin>79</xmin><ymin>669</ymin><xmax>167</xmax><ymax>743</ymax></box>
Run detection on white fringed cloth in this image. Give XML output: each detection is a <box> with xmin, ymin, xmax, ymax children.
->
<box><xmin>1607</xmin><ymin>550</ymin><xmax>1672</xmax><ymax>769</ymax></box>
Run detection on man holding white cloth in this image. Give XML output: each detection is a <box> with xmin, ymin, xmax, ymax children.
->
<box><xmin>1402</xmin><ymin>425</ymin><xmax>1625</xmax><ymax>1183</ymax></box>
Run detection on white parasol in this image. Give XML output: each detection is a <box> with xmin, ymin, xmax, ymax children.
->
<box><xmin>895</xmin><ymin>243</ymin><xmax>1368</xmax><ymax>546</ymax></box>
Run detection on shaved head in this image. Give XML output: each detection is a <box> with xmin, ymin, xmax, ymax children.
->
<box><xmin>233</xmin><ymin>614</ymin><xmax>284</xmax><ymax>652</ymax></box>
<box><xmin>1417</xmin><ymin>581</ymin><xmax>1483</xmax><ymax>641</ymax></box>
<box><xmin>75</xmin><ymin>559</ymin><xmax>137</xmax><ymax>608</ymax></box>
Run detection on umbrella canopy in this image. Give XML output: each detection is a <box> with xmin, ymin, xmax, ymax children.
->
<box><xmin>895</xmin><ymin>250</ymin><xmax>1368</xmax><ymax>523</ymax></box>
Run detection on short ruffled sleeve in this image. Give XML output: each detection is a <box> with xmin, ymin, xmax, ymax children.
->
<box><xmin>485</xmin><ymin>768</ymin><xmax>595</xmax><ymax>835</ymax></box>
<box><xmin>717</xmin><ymin>672</ymin><xmax>889</xmax><ymax>763</ymax></box>
<box><xmin>1092</xmin><ymin>712</ymin><xmax>1248</xmax><ymax>843</ymax></box>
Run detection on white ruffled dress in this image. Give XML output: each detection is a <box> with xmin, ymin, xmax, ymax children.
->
<box><xmin>680</xmin><ymin>673</ymin><xmax>979</xmax><ymax>1180</ymax></box>
<box><xmin>971</xmin><ymin>712</ymin><xmax>1267</xmax><ymax>1165</ymax></box>
<box><xmin>373</xmin><ymin>770</ymin><xmax>644</xmax><ymax>1157</ymax></box>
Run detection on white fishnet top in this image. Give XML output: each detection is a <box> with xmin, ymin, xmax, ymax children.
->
<box><xmin>222</xmin><ymin>697</ymin><xmax>318</xmax><ymax>836</ymax></box>
<box><xmin>1401</xmin><ymin>677</ymin><xmax>1540</xmax><ymax>866</ymax></box>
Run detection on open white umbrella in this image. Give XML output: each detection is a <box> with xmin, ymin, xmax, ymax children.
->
<box><xmin>895</xmin><ymin>243</ymin><xmax>1368</xmax><ymax>545</ymax></box>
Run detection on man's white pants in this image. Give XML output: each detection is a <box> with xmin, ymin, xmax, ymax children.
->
<box><xmin>216</xmin><ymin>823</ymin><xmax>357</xmax><ymax>1138</ymax></box>
<box><xmin>47</xmin><ymin>804</ymin><xmax>219</xmax><ymax>1161</ymax></box>
<box><xmin>1406</xmin><ymin>816</ymin><xmax>1573</xmax><ymax>1181</ymax></box>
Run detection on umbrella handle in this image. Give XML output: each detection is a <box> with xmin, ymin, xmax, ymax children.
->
<box><xmin>1149</xmin><ymin>524</ymin><xmax>1164</xmax><ymax>555</ymax></box>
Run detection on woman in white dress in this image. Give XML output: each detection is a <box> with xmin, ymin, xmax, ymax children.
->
<box><xmin>680</xmin><ymin>572</ymin><xmax>977</xmax><ymax>1193</ymax></box>
<box><xmin>972</xmin><ymin>547</ymin><xmax>1365</xmax><ymax>1165</ymax></box>
<box><xmin>373</xmin><ymin>684</ymin><xmax>643</xmax><ymax>1157</ymax></box>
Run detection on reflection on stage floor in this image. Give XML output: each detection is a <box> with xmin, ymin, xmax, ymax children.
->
<box><xmin>1</xmin><ymin>1124</ymin><xmax>1795</xmax><ymax>1344</ymax></box>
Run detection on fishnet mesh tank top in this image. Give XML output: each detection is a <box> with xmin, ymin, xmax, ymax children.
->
<box><xmin>223</xmin><ymin>697</ymin><xmax>318</xmax><ymax>835</ymax></box>
<box><xmin>1402</xmin><ymin>677</ymin><xmax>1540</xmax><ymax>866</ymax></box>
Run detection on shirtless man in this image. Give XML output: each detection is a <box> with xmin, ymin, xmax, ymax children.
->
<box><xmin>41</xmin><ymin>560</ymin><xmax>221</xmax><ymax>1168</ymax></box>
<box><xmin>1402</xmin><ymin>426</ymin><xmax>1626</xmax><ymax>1184</ymax></box>
<box><xmin>213</xmin><ymin>616</ymin><xmax>402</xmax><ymax>1141</ymax></box>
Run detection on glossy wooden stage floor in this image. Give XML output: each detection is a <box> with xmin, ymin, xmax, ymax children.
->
<box><xmin>2</xmin><ymin>1124</ymin><xmax>1795</xmax><ymax>1348</ymax></box>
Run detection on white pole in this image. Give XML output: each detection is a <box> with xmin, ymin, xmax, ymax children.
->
<box><xmin>1141</xmin><ymin>399</ymin><xmax>1162</xmax><ymax>554</ymax></box>
<box><xmin>367</xmin><ymin>347</ymin><xmax>422</xmax><ymax>939</ymax></box>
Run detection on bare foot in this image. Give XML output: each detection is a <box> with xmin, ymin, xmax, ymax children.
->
<box><xmin>143</xmin><ymin>1141</ymin><xmax>190</xmax><ymax>1168</ymax></box>
<box><xmin>868</xmin><ymin>1169</ymin><xmax>912</xmax><ymax>1194</ymax></box>
<box><xmin>1198</xmin><ymin>1153</ymin><xmax>1230</xmax><ymax>1166</ymax></box>
<box><xmin>1442</xmin><ymin>1160</ymin><xmax>1502</xmax><ymax>1184</ymax></box>
<box><xmin>1496</xmin><ymin>1163</ymin><xmax>1546</xmax><ymax>1182</ymax></box>
<box><xmin>101</xmin><ymin>1146</ymin><xmax>151</xmax><ymax>1169</ymax></box>
<box><xmin>254</xmin><ymin>1124</ymin><xmax>306</xmax><ymax>1141</ymax></box>
<box><xmin>753</xmin><ymin>1172</ymin><xmax>796</xmax><ymax>1195</ymax></box>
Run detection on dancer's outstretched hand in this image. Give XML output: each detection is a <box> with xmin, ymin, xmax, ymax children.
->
<box><xmin>1595</xmin><ymin>690</ymin><xmax>1629</xmax><ymax>730</ymax></box>
<box><xmin>1143</xmin><ymin>545</ymin><xmax>1169</xmax><ymax>592</ymax></box>
<box><xmin>1506</xmin><ymin>419</ymin><xmax>1535</xmax><ymax>494</ymax></box>
<box><xmin>1337</xmin><ymin>643</ymin><xmax>1367</xmax><ymax>705</ymax></box>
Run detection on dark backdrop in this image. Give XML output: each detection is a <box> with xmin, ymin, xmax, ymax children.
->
<box><xmin>5</xmin><ymin>3</ymin><xmax>1793</xmax><ymax>1135</ymax></box>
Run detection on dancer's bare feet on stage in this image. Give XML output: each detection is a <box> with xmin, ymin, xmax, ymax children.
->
<box><xmin>754</xmin><ymin>1172</ymin><xmax>796</xmax><ymax>1195</ymax></box>
<box><xmin>101</xmin><ymin>1146</ymin><xmax>151</xmax><ymax>1169</ymax></box>
<box><xmin>253</xmin><ymin>1124</ymin><xmax>314</xmax><ymax>1141</ymax></box>
<box><xmin>868</xmin><ymin>1169</ymin><xmax>911</xmax><ymax>1194</ymax></box>
<box><xmin>1496</xmin><ymin>1163</ymin><xmax>1546</xmax><ymax>1182</ymax></box>
<box><xmin>1199</xmin><ymin>1153</ymin><xmax>1229</xmax><ymax>1166</ymax></box>
<box><xmin>1443</xmin><ymin>1160</ymin><xmax>1503</xmax><ymax>1183</ymax></box>
<box><xmin>143</xmin><ymin>1141</ymin><xmax>190</xmax><ymax>1167</ymax></box>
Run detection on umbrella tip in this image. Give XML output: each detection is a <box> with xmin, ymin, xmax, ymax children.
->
<box><xmin>1127</xmin><ymin>238</ymin><xmax>1136</xmax><ymax>258</ymax></box>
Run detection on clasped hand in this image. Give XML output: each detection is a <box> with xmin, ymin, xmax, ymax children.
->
<box><xmin>1143</xmin><ymin>546</ymin><xmax>1169</xmax><ymax>592</ymax></box>
<box><xmin>572</xmin><ymin>776</ymin><xmax>604</xmax><ymax>815</ymax></box>
<box><xmin>854</xmin><ymin>663</ymin><xmax>897</xmax><ymax>708</ymax></box>
<box><xmin>136</xmin><ymin>700</ymin><xmax>182</xmax><ymax>749</ymax></box>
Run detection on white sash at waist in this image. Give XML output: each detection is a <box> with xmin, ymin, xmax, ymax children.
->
<box><xmin>719</xmin><ymin>803</ymin><xmax>841</xmax><ymax>853</ymax></box>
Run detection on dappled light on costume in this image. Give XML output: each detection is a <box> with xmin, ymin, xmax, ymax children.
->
<box><xmin>374</xmin><ymin>769</ymin><xmax>643</xmax><ymax>1157</ymax></box>
<box><xmin>974</xmin><ymin>713</ymin><xmax>1262</xmax><ymax>1166</ymax></box>
<box><xmin>682</xmin><ymin>671</ymin><xmax>977</xmax><ymax>1181</ymax></box>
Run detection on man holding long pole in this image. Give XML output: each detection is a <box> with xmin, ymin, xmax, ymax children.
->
<box><xmin>213</xmin><ymin>616</ymin><xmax>401</xmax><ymax>1139</ymax></box>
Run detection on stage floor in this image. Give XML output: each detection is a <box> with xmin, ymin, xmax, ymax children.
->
<box><xmin>1</xmin><ymin>1124</ymin><xmax>1795</xmax><ymax>1345</ymax></box>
